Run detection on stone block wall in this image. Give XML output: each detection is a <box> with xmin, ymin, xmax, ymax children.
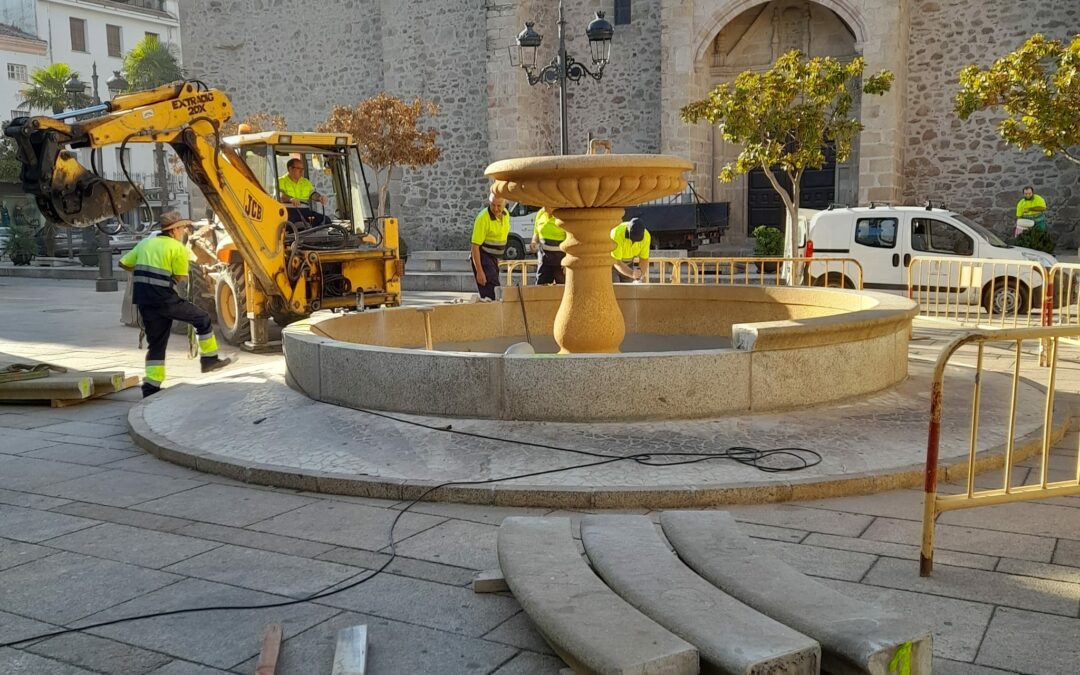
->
<box><xmin>903</xmin><ymin>0</ymin><xmax>1080</xmax><ymax>244</ymax></box>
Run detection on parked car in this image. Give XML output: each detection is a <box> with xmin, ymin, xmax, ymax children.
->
<box><xmin>806</xmin><ymin>204</ymin><xmax>1057</xmax><ymax>312</ymax></box>
<box><xmin>48</xmin><ymin>223</ymin><xmax>146</xmax><ymax>257</ymax></box>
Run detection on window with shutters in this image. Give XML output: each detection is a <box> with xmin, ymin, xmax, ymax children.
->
<box><xmin>107</xmin><ymin>25</ymin><xmax>122</xmax><ymax>57</ymax></box>
<box><xmin>70</xmin><ymin>17</ymin><xmax>87</xmax><ymax>52</ymax></box>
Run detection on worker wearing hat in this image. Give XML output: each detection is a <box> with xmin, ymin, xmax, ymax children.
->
<box><xmin>119</xmin><ymin>211</ymin><xmax>232</xmax><ymax>397</ymax></box>
<box><xmin>610</xmin><ymin>217</ymin><xmax>651</xmax><ymax>282</ymax></box>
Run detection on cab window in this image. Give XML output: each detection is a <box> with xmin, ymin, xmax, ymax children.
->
<box><xmin>854</xmin><ymin>217</ymin><xmax>897</xmax><ymax>249</ymax></box>
<box><xmin>911</xmin><ymin>218</ymin><xmax>974</xmax><ymax>256</ymax></box>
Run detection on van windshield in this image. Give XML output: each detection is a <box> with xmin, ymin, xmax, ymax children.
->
<box><xmin>953</xmin><ymin>214</ymin><xmax>1011</xmax><ymax>248</ymax></box>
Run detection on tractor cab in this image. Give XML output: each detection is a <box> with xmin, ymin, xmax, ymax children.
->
<box><xmin>224</xmin><ymin>131</ymin><xmax>376</xmax><ymax>240</ymax></box>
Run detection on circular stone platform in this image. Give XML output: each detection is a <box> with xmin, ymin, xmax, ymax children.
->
<box><xmin>127</xmin><ymin>360</ymin><xmax>1067</xmax><ymax>508</ymax></box>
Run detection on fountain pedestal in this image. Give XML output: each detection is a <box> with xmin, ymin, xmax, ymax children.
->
<box><xmin>486</xmin><ymin>154</ymin><xmax>692</xmax><ymax>354</ymax></box>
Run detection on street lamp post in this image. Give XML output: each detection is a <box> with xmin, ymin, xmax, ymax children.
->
<box><xmin>510</xmin><ymin>1</ymin><xmax>614</xmax><ymax>154</ymax></box>
<box><xmin>65</xmin><ymin>66</ymin><xmax>118</xmax><ymax>292</ymax></box>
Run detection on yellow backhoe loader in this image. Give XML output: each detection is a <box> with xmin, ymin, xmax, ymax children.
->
<box><xmin>4</xmin><ymin>81</ymin><xmax>402</xmax><ymax>349</ymax></box>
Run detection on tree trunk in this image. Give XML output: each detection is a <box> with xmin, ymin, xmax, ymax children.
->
<box><xmin>377</xmin><ymin>184</ymin><xmax>389</xmax><ymax>220</ymax></box>
<box><xmin>760</xmin><ymin>166</ymin><xmax>797</xmax><ymax>285</ymax></box>
<box><xmin>155</xmin><ymin>143</ymin><xmax>170</xmax><ymax>215</ymax></box>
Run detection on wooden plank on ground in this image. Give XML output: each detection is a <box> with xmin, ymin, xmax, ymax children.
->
<box><xmin>331</xmin><ymin>625</ymin><xmax>367</xmax><ymax>675</ymax></box>
<box><xmin>254</xmin><ymin>623</ymin><xmax>283</xmax><ymax>675</ymax></box>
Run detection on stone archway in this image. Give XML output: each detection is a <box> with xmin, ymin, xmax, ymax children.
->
<box><xmin>696</xmin><ymin>0</ymin><xmax>862</xmax><ymax>237</ymax></box>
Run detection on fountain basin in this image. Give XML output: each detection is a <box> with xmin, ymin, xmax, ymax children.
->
<box><xmin>284</xmin><ymin>285</ymin><xmax>917</xmax><ymax>422</ymax></box>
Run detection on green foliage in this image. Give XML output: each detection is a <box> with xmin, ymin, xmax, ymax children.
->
<box><xmin>1011</xmin><ymin>226</ymin><xmax>1058</xmax><ymax>253</ymax></box>
<box><xmin>751</xmin><ymin>225</ymin><xmax>784</xmax><ymax>256</ymax></box>
<box><xmin>20</xmin><ymin>63</ymin><xmax>88</xmax><ymax>114</ymax></box>
<box><xmin>122</xmin><ymin>35</ymin><xmax>182</xmax><ymax>90</ymax></box>
<box><xmin>0</xmin><ymin>136</ymin><xmax>21</xmax><ymax>184</ymax></box>
<box><xmin>682</xmin><ymin>50</ymin><xmax>892</xmax><ymax>262</ymax></box>
<box><xmin>956</xmin><ymin>34</ymin><xmax>1080</xmax><ymax>165</ymax></box>
<box><xmin>2</xmin><ymin>211</ymin><xmax>37</xmax><ymax>261</ymax></box>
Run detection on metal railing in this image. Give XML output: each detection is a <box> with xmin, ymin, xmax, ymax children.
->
<box><xmin>920</xmin><ymin>325</ymin><xmax>1078</xmax><ymax>576</ymax></box>
<box><xmin>1046</xmin><ymin>263</ymin><xmax>1080</xmax><ymax>333</ymax></box>
<box><xmin>907</xmin><ymin>256</ymin><xmax>1047</xmax><ymax>328</ymax></box>
<box><xmin>500</xmin><ymin>257</ymin><xmax>864</xmax><ymax>289</ymax></box>
<box><xmin>648</xmin><ymin>257</ymin><xmax>863</xmax><ymax>289</ymax></box>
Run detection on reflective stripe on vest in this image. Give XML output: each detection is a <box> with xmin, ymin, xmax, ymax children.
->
<box><xmin>540</xmin><ymin>238</ymin><xmax>563</xmax><ymax>252</ymax></box>
<box><xmin>481</xmin><ymin>241</ymin><xmax>506</xmax><ymax>257</ymax></box>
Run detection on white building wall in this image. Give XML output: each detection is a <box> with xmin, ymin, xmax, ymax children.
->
<box><xmin>3</xmin><ymin>1</ymin><xmax>188</xmax><ymax>219</ymax></box>
<box><xmin>1</xmin><ymin>34</ymin><xmax>49</xmax><ymax>122</ymax></box>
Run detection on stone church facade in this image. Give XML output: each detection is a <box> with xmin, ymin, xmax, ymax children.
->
<box><xmin>180</xmin><ymin>0</ymin><xmax>1078</xmax><ymax>250</ymax></box>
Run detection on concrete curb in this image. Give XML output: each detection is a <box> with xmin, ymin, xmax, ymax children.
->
<box><xmin>125</xmin><ymin>385</ymin><xmax>1074</xmax><ymax>508</ymax></box>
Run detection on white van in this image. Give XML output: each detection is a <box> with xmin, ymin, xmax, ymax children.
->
<box><xmin>504</xmin><ymin>202</ymin><xmax>539</xmax><ymax>260</ymax></box>
<box><xmin>806</xmin><ymin>205</ymin><xmax>1057</xmax><ymax>312</ymax></box>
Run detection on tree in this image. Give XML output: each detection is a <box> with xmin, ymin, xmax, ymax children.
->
<box><xmin>19</xmin><ymin>63</ymin><xmax>87</xmax><ymax>114</ymax></box>
<box><xmin>220</xmin><ymin>112</ymin><xmax>288</xmax><ymax>137</ymax></box>
<box><xmin>317</xmin><ymin>93</ymin><xmax>441</xmax><ymax>218</ymax></box>
<box><xmin>0</xmin><ymin>136</ymin><xmax>21</xmax><ymax>184</ymax></box>
<box><xmin>682</xmin><ymin>50</ymin><xmax>893</xmax><ymax>280</ymax></box>
<box><xmin>122</xmin><ymin>35</ymin><xmax>183</xmax><ymax>214</ymax></box>
<box><xmin>955</xmin><ymin>34</ymin><xmax>1080</xmax><ymax>166</ymax></box>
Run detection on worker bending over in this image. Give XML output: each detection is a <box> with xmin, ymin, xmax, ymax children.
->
<box><xmin>530</xmin><ymin>206</ymin><xmax>566</xmax><ymax>285</ymax></box>
<box><xmin>119</xmin><ymin>211</ymin><xmax>232</xmax><ymax>397</ymax></box>
<box><xmin>470</xmin><ymin>191</ymin><xmax>510</xmax><ymax>301</ymax></box>
<box><xmin>611</xmin><ymin>217</ymin><xmax>650</xmax><ymax>282</ymax></box>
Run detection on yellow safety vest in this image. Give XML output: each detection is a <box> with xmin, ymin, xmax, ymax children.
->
<box><xmin>534</xmin><ymin>208</ymin><xmax>566</xmax><ymax>250</ymax></box>
<box><xmin>610</xmin><ymin>222</ymin><xmax>650</xmax><ymax>262</ymax></box>
<box><xmin>278</xmin><ymin>174</ymin><xmax>315</xmax><ymax>200</ymax></box>
<box><xmin>119</xmin><ymin>234</ymin><xmax>188</xmax><ymax>304</ymax></box>
<box><xmin>1016</xmin><ymin>194</ymin><xmax>1046</xmax><ymax>218</ymax></box>
<box><xmin>470</xmin><ymin>206</ymin><xmax>510</xmax><ymax>257</ymax></box>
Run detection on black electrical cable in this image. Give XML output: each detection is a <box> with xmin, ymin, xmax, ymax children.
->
<box><xmin>0</xmin><ymin>390</ymin><xmax>819</xmax><ymax>650</ymax></box>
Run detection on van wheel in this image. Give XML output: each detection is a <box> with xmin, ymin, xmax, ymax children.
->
<box><xmin>503</xmin><ymin>235</ymin><xmax>526</xmax><ymax>261</ymax></box>
<box><xmin>813</xmin><ymin>272</ymin><xmax>855</xmax><ymax>289</ymax></box>
<box><xmin>982</xmin><ymin>278</ymin><xmax>1029</xmax><ymax>316</ymax></box>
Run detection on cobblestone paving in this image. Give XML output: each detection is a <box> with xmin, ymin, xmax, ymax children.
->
<box><xmin>1</xmin><ymin>278</ymin><xmax>1079</xmax><ymax>674</ymax></box>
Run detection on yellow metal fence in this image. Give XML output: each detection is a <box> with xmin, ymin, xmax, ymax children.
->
<box><xmin>920</xmin><ymin>325</ymin><xmax>1079</xmax><ymax>576</ymax></box>
<box><xmin>501</xmin><ymin>256</ymin><xmax>864</xmax><ymax>289</ymax></box>
<box><xmin>907</xmin><ymin>256</ymin><xmax>1047</xmax><ymax>328</ymax></box>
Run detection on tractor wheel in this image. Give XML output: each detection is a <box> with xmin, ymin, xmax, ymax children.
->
<box><xmin>215</xmin><ymin>263</ymin><xmax>251</xmax><ymax>345</ymax></box>
<box><xmin>190</xmin><ymin>266</ymin><xmax>217</xmax><ymax>317</ymax></box>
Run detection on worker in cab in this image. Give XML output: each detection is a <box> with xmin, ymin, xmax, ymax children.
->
<box><xmin>119</xmin><ymin>211</ymin><xmax>232</xmax><ymax>397</ymax></box>
<box><xmin>611</xmin><ymin>217</ymin><xmax>650</xmax><ymax>283</ymax></box>
<box><xmin>530</xmin><ymin>206</ymin><xmax>565</xmax><ymax>285</ymax></box>
<box><xmin>278</xmin><ymin>158</ymin><xmax>330</xmax><ymax>227</ymax></box>
<box><xmin>470</xmin><ymin>191</ymin><xmax>510</xmax><ymax>301</ymax></box>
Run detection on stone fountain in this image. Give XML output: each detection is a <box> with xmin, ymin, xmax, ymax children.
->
<box><xmin>485</xmin><ymin>154</ymin><xmax>693</xmax><ymax>353</ymax></box>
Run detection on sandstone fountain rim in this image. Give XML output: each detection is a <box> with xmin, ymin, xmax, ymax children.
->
<box><xmin>282</xmin><ymin>286</ymin><xmax>918</xmax><ymax>421</ymax></box>
<box><xmin>485</xmin><ymin>154</ymin><xmax>695</xmax><ymax>180</ymax></box>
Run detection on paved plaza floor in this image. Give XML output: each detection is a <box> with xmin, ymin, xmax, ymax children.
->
<box><xmin>1</xmin><ymin>277</ymin><xmax>1079</xmax><ymax>674</ymax></box>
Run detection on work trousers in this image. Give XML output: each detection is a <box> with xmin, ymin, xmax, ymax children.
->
<box><xmin>138</xmin><ymin>297</ymin><xmax>218</xmax><ymax>397</ymax></box>
<box><xmin>471</xmin><ymin>251</ymin><xmax>501</xmax><ymax>300</ymax></box>
<box><xmin>536</xmin><ymin>249</ymin><xmax>566</xmax><ymax>285</ymax></box>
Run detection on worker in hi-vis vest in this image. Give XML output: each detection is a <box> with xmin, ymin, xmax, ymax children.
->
<box><xmin>530</xmin><ymin>206</ymin><xmax>566</xmax><ymax>285</ymax></box>
<box><xmin>469</xmin><ymin>191</ymin><xmax>510</xmax><ymax>301</ymax></box>
<box><xmin>119</xmin><ymin>211</ymin><xmax>233</xmax><ymax>397</ymax></box>
<box><xmin>611</xmin><ymin>217</ymin><xmax>650</xmax><ymax>283</ymax></box>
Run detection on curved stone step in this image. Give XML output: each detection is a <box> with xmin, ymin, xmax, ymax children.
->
<box><xmin>661</xmin><ymin>511</ymin><xmax>933</xmax><ymax>675</ymax></box>
<box><xmin>581</xmin><ymin>515</ymin><xmax>820</xmax><ymax>675</ymax></box>
<box><xmin>498</xmin><ymin>517</ymin><xmax>699</xmax><ymax>674</ymax></box>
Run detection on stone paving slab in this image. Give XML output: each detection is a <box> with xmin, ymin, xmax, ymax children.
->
<box><xmin>162</xmin><ymin>544</ymin><xmax>361</xmax><ymax>598</ymax></box>
<box><xmin>84</xmin><ymin>578</ymin><xmax>338</xmax><ymax>670</ymax></box>
<box><xmin>390</xmin><ymin>518</ymin><xmax>501</xmax><ymax>570</ymax></box>
<box><xmin>976</xmin><ymin>607</ymin><xmax>1080</xmax><ymax>675</ymax></box>
<box><xmin>23</xmin><ymin>632</ymin><xmax>174</xmax><ymax>674</ymax></box>
<box><xmin>43</xmin><ymin>523</ymin><xmax>222</xmax><ymax>569</ymax></box>
<box><xmin>0</xmin><ymin>550</ymin><xmax>179</xmax><ymax>624</ymax></box>
<box><xmin>0</xmin><ymin>505</ymin><xmax>98</xmax><ymax>543</ymax></box>
<box><xmin>314</xmin><ymin>571</ymin><xmax>521</xmax><ymax>638</ymax></box>
<box><xmin>128</xmin><ymin>357</ymin><xmax>1065</xmax><ymax>507</ymax></box>
<box><xmin>482</xmin><ymin>610</ymin><xmax>557</xmax><ymax>655</ymax></box>
<box><xmin>35</xmin><ymin>469</ymin><xmax>206</xmax><ymax>508</ymax></box>
<box><xmin>0</xmin><ymin>456</ymin><xmax>107</xmax><ymax>490</ymax></box>
<box><xmin>22</xmin><ymin>443</ymin><xmax>141</xmax><ymax>466</ymax></box>
<box><xmin>131</xmin><ymin>483</ymin><xmax>316</xmax><ymax>527</ymax></box>
<box><xmin>0</xmin><ymin>647</ymin><xmax>95</xmax><ymax>674</ymax></box>
<box><xmin>247</xmin><ymin>500</ymin><xmax>446</xmax><ymax>550</ymax></box>
<box><xmin>802</xmin><ymin>533</ymin><xmax>999</xmax><ymax>571</ymax></box>
<box><xmin>862</xmin><ymin>517</ymin><xmax>1057</xmax><ymax>562</ymax></box>
<box><xmin>0</xmin><ymin>537</ymin><xmax>55</xmax><ymax>572</ymax></box>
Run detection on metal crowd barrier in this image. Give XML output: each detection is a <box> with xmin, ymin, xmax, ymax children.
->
<box><xmin>1046</xmin><ymin>263</ymin><xmax>1080</xmax><ymax>334</ymax></box>
<box><xmin>920</xmin><ymin>325</ymin><xmax>1079</xmax><ymax>576</ymax></box>
<box><xmin>907</xmin><ymin>256</ymin><xmax>1047</xmax><ymax>328</ymax></box>
<box><xmin>500</xmin><ymin>257</ymin><xmax>864</xmax><ymax>289</ymax></box>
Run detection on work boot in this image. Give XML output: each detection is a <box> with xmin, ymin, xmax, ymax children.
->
<box><xmin>141</xmin><ymin>384</ymin><xmax>161</xmax><ymax>398</ymax></box>
<box><xmin>200</xmin><ymin>356</ymin><xmax>234</xmax><ymax>374</ymax></box>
